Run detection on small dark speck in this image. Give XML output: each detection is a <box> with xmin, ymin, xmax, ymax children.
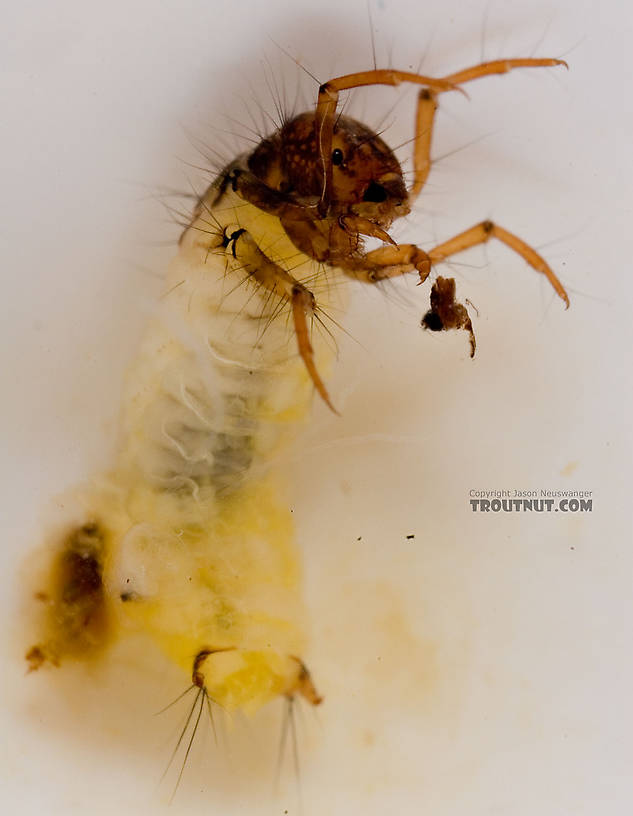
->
<box><xmin>570</xmin><ymin>546</ymin><xmax>575</xmax><ymax>550</ymax></box>
<box><xmin>120</xmin><ymin>592</ymin><xmax>139</xmax><ymax>602</ymax></box>
<box><xmin>406</xmin><ymin>534</ymin><xmax>415</xmax><ymax>539</ymax></box>
<box><xmin>357</xmin><ymin>536</ymin><xmax>362</xmax><ymax>541</ymax></box>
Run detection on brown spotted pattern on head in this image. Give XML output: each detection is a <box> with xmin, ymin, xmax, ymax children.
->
<box><xmin>247</xmin><ymin>112</ymin><xmax>408</xmax><ymax>224</ymax></box>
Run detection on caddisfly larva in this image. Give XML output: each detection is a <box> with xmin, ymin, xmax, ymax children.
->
<box><xmin>26</xmin><ymin>51</ymin><xmax>569</xmax><ymax>789</ymax></box>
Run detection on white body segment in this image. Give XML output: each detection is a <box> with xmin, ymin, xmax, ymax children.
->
<box><xmin>121</xmin><ymin>186</ymin><xmax>344</xmax><ymax>499</ymax></box>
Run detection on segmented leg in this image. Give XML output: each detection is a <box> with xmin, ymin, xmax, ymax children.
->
<box><xmin>338</xmin><ymin>215</ymin><xmax>397</xmax><ymax>246</ymax></box>
<box><xmin>442</xmin><ymin>58</ymin><xmax>567</xmax><ymax>86</ymax></box>
<box><xmin>409</xmin><ymin>58</ymin><xmax>567</xmax><ymax>200</ymax></box>
<box><xmin>316</xmin><ymin>58</ymin><xmax>566</xmax><ymax>213</ymax></box>
<box><xmin>427</xmin><ymin>220</ymin><xmax>569</xmax><ymax>307</ymax></box>
<box><xmin>351</xmin><ymin>243</ymin><xmax>432</xmax><ymax>283</ymax></box>
<box><xmin>410</xmin><ymin>89</ymin><xmax>438</xmax><ymax>200</ymax></box>
<box><xmin>290</xmin><ymin>284</ymin><xmax>338</xmax><ymax>414</ymax></box>
<box><xmin>225</xmin><ymin>228</ymin><xmax>336</xmax><ymax>412</ymax></box>
<box><xmin>345</xmin><ymin>220</ymin><xmax>567</xmax><ymax>306</ymax></box>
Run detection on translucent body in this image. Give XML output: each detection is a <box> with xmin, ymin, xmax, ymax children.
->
<box><xmin>30</xmin><ymin>186</ymin><xmax>341</xmax><ymax>711</ymax></box>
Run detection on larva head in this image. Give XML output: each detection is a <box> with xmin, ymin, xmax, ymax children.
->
<box><xmin>247</xmin><ymin>112</ymin><xmax>410</xmax><ymax>226</ymax></box>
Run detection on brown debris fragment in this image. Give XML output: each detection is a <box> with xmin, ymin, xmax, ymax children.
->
<box><xmin>421</xmin><ymin>276</ymin><xmax>476</xmax><ymax>357</ymax></box>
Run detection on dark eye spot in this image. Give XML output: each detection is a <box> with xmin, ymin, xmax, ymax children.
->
<box><xmin>331</xmin><ymin>148</ymin><xmax>344</xmax><ymax>166</ymax></box>
<box><xmin>362</xmin><ymin>181</ymin><xmax>387</xmax><ymax>203</ymax></box>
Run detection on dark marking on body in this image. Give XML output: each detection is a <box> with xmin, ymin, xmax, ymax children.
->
<box><xmin>26</xmin><ymin>522</ymin><xmax>110</xmax><ymax>671</ymax></box>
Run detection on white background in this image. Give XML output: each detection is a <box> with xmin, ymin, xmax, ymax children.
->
<box><xmin>1</xmin><ymin>0</ymin><xmax>632</xmax><ymax>814</ymax></box>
